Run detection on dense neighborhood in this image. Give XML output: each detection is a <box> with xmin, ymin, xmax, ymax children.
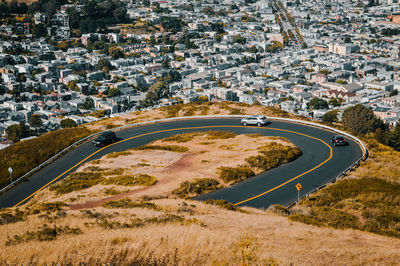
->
<box><xmin>1</xmin><ymin>0</ymin><xmax>400</xmax><ymax>149</ymax></box>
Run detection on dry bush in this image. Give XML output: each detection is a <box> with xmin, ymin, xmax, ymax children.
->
<box><xmin>133</xmin><ymin>145</ymin><xmax>189</xmax><ymax>153</ymax></box>
<box><xmin>103</xmin><ymin>198</ymin><xmax>158</xmax><ymax>210</ymax></box>
<box><xmin>103</xmin><ymin>174</ymin><xmax>158</xmax><ymax>186</ymax></box>
<box><xmin>173</xmin><ymin>178</ymin><xmax>221</xmax><ymax>198</ymax></box>
<box><xmin>106</xmin><ymin>151</ymin><xmax>132</xmax><ymax>158</ymax></box>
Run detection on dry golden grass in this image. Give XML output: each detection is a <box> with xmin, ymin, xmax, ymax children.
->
<box><xmin>351</xmin><ymin>136</ymin><xmax>400</xmax><ymax>182</ymax></box>
<box><xmin>1</xmin><ymin>199</ymin><xmax>400</xmax><ymax>265</ymax></box>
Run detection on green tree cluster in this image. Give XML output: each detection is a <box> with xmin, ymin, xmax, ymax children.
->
<box><xmin>6</xmin><ymin>122</ymin><xmax>30</xmax><ymax>142</ymax></box>
<box><xmin>307</xmin><ymin>98</ymin><xmax>328</xmax><ymax>110</ymax></box>
<box><xmin>321</xmin><ymin>110</ymin><xmax>338</xmax><ymax>123</ymax></box>
<box><xmin>29</xmin><ymin>114</ymin><xmax>43</xmax><ymax>135</ymax></box>
<box><xmin>60</xmin><ymin>119</ymin><xmax>77</xmax><ymax>128</ymax></box>
<box><xmin>342</xmin><ymin>104</ymin><xmax>384</xmax><ymax>134</ymax></box>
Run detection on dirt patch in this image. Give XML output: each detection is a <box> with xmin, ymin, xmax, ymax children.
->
<box><xmin>165</xmin><ymin>153</ymin><xmax>196</xmax><ymax>173</ymax></box>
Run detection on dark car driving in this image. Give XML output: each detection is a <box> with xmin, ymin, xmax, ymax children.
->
<box><xmin>330</xmin><ymin>135</ymin><xmax>349</xmax><ymax>146</ymax></box>
<box><xmin>92</xmin><ymin>131</ymin><xmax>117</xmax><ymax>147</ymax></box>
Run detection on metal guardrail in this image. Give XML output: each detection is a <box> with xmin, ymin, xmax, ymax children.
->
<box><xmin>0</xmin><ymin>115</ymin><xmax>368</xmax><ymax>203</ymax></box>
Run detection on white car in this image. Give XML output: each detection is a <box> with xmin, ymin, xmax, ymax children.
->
<box><xmin>241</xmin><ymin>115</ymin><xmax>269</xmax><ymax>127</ymax></box>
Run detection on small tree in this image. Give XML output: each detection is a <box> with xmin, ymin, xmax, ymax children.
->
<box><xmin>321</xmin><ymin>110</ymin><xmax>338</xmax><ymax>123</ymax></box>
<box><xmin>329</xmin><ymin>98</ymin><xmax>341</xmax><ymax>107</ymax></box>
<box><xmin>29</xmin><ymin>114</ymin><xmax>43</xmax><ymax>135</ymax></box>
<box><xmin>6</xmin><ymin>122</ymin><xmax>29</xmax><ymax>142</ymax></box>
<box><xmin>307</xmin><ymin>98</ymin><xmax>328</xmax><ymax>110</ymax></box>
<box><xmin>97</xmin><ymin>58</ymin><xmax>112</xmax><ymax>72</ymax></box>
<box><xmin>60</xmin><ymin>118</ymin><xmax>77</xmax><ymax>128</ymax></box>
<box><xmin>389</xmin><ymin>89</ymin><xmax>398</xmax><ymax>97</ymax></box>
<box><xmin>109</xmin><ymin>47</ymin><xmax>124</xmax><ymax>59</ymax></box>
<box><xmin>342</xmin><ymin>104</ymin><xmax>384</xmax><ymax>134</ymax></box>
<box><xmin>108</xmin><ymin>87</ymin><xmax>120</xmax><ymax>97</ymax></box>
<box><xmin>82</xmin><ymin>97</ymin><xmax>95</xmax><ymax>109</ymax></box>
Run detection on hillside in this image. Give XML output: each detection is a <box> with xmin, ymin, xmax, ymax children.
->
<box><xmin>0</xmin><ymin>127</ymin><xmax>400</xmax><ymax>264</ymax></box>
<box><xmin>0</xmin><ymin>103</ymin><xmax>400</xmax><ymax>264</ymax></box>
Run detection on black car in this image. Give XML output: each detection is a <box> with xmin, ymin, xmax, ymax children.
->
<box><xmin>330</xmin><ymin>135</ymin><xmax>348</xmax><ymax>146</ymax></box>
<box><xmin>92</xmin><ymin>131</ymin><xmax>117</xmax><ymax>147</ymax></box>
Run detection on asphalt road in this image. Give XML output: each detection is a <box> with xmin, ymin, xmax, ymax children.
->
<box><xmin>0</xmin><ymin>118</ymin><xmax>362</xmax><ymax>209</ymax></box>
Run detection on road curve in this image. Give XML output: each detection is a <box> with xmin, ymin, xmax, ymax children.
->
<box><xmin>0</xmin><ymin>118</ymin><xmax>362</xmax><ymax>209</ymax></box>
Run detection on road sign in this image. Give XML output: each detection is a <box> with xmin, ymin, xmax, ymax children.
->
<box><xmin>296</xmin><ymin>183</ymin><xmax>302</xmax><ymax>191</ymax></box>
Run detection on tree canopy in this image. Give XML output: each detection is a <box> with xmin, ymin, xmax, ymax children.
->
<box><xmin>342</xmin><ymin>104</ymin><xmax>384</xmax><ymax>134</ymax></box>
<box><xmin>321</xmin><ymin>110</ymin><xmax>338</xmax><ymax>123</ymax></box>
<box><xmin>307</xmin><ymin>98</ymin><xmax>328</xmax><ymax>110</ymax></box>
<box><xmin>60</xmin><ymin>118</ymin><xmax>77</xmax><ymax>128</ymax></box>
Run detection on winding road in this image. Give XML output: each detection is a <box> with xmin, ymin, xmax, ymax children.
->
<box><xmin>0</xmin><ymin>118</ymin><xmax>362</xmax><ymax>209</ymax></box>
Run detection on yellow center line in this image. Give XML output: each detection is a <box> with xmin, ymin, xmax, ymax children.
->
<box><xmin>233</xmin><ymin>128</ymin><xmax>333</xmax><ymax>206</ymax></box>
<box><xmin>12</xmin><ymin>125</ymin><xmax>332</xmax><ymax>208</ymax></box>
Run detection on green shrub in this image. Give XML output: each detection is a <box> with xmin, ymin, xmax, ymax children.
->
<box><xmin>0</xmin><ymin>127</ymin><xmax>92</xmax><ymax>189</ymax></box>
<box><xmin>218</xmin><ymin>166</ymin><xmax>255</xmax><ymax>183</ymax></box>
<box><xmin>246</xmin><ymin>143</ymin><xmax>302</xmax><ymax>171</ymax></box>
<box><xmin>133</xmin><ymin>145</ymin><xmax>188</xmax><ymax>153</ymax></box>
<box><xmin>173</xmin><ymin>178</ymin><xmax>221</xmax><ymax>198</ymax></box>
<box><xmin>162</xmin><ymin>131</ymin><xmax>237</xmax><ymax>143</ymax></box>
<box><xmin>33</xmin><ymin>202</ymin><xmax>68</xmax><ymax>213</ymax></box>
<box><xmin>50</xmin><ymin>172</ymin><xmax>104</xmax><ymax>194</ymax></box>
<box><xmin>162</xmin><ymin>132</ymin><xmax>201</xmax><ymax>142</ymax></box>
<box><xmin>5</xmin><ymin>225</ymin><xmax>82</xmax><ymax>246</ymax></box>
<box><xmin>206</xmin><ymin>131</ymin><xmax>237</xmax><ymax>139</ymax></box>
<box><xmin>103</xmin><ymin>187</ymin><xmax>123</xmax><ymax>195</ymax></box>
<box><xmin>145</xmin><ymin>214</ymin><xmax>184</xmax><ymax>224</ymax></box>
<box><xmin>103</xmin><ymin>198</ymin><xmax>157</xmax><ymax>209</ymax></box>
<box><xmin>104</xmin><ymin>174</ymin><xmax>157</xmax><ymax>186</ymax></box>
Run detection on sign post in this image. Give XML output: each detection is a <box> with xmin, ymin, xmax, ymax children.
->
<box><xmin>296</xmin><ymin>183</ymin><xmax>302</xmax><ymax>202</ymax></box>
<box><xmin>8</xmin><ymin>167</ymin><xmax>13</xmax><ymax>183</ymax></box>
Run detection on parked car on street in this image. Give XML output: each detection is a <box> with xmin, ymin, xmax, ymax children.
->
<box><xmin>241</xmin><ymin>115</ymin><xmax>269</xmax><ymax>127</ymax></box>
<box><xmin>330</xmin><ymin>135</ymin><xmax>349</xmax><ymax>146</ymax></box>
<box><xmin>92</xmin><ymin>131</ymin><xmax>117</xmax><ymax>147</ymax></box>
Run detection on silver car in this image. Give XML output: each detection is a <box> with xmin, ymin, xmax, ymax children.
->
<box><xmin>241</xmin><ymin>115</ymin><xmax>269</xmax><ymax>127</ymax></box>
